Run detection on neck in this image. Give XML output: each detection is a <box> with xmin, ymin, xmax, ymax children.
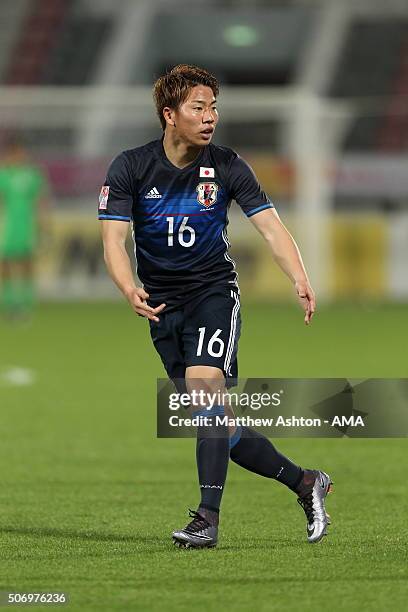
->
<box><xmin>162</xmin><ymin>130</ymin><xmax>202</xmax><ymax>169</ymax></box>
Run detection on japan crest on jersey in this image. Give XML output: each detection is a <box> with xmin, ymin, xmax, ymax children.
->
<box><xmin>196</xmin><ymin>182</ymin><xmax>218</xmax><ymax>208</ymax></box>
<box><xmin>99</xmin><ymin>185</ymin><xmax>109</xmax><ymax>210</ymax></box>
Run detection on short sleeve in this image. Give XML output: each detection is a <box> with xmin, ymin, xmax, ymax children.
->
<box><xmin>98</xmin><ymin>152</ymin><xmax>133</xmax><ymax>221</ymax></box>
<box><xmin>229</xmin><ymin>155</ymin><xmax>274</xmax><ymax>218</ymax></box>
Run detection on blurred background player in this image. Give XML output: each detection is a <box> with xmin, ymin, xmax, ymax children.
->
<box><xmin>0</xmin><ymin>134</ymin><xmax>50</xmax><ymax>319</ymax></box>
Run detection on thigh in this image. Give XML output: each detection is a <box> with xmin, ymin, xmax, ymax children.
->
<box><xmin>183</xmin><ymin>288</ymin><xmax>241</xmax><ymax>384</ymax></box>
<box><xmin>149</xmin><ymin>309</ymin><xmax>187</xmax><ymax>391</ymax></box>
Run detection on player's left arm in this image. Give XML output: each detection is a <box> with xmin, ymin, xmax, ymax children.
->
<box><xmin>229</xmin><ymin>154</ymin><xmax>315</xmax><ymax>324</ymax></box>
<box><xmin>249</xmin><ymin>207</ymin><xmax>315</xmax><ymax>325</ymax></box>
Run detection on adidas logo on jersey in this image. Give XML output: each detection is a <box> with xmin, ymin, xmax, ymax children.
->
<box><xmin>145</xmin><ymin>187</ymin><xmax>162</xmax><ymax>199</ymax></box>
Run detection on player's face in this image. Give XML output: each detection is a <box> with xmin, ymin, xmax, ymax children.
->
<box><xmin>173</xmin><ymin>86</ymin><xmax>218</xmax><ymax>146</ymax></box>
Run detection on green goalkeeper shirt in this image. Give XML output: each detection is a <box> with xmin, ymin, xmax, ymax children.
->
<box><xmin>0</xmin><ymin>164</ymin><xmax>45</xmax><ymax>257</ymax></box>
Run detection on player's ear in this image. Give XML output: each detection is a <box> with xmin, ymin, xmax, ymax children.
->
<box><xmin>163</xmin><ymin>107</ymin><xmax>176</xmax><ymax>128</ymax></box>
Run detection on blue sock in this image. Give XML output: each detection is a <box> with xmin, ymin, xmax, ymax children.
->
<box><xmin>229</xmin><ymin>426</ymin><xmax>303</xmax><ymax>491</ymax></box>
<box><xmin>194</xmin><ymin>405</ymin><xmax>229</xmax><ymax>513</ymax></box>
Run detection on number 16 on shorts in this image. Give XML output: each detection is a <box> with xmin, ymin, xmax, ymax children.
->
<box><xmin>196</xmin><ymin>327</ymin><xmax>224</xmax><ymax>358</ymax></box>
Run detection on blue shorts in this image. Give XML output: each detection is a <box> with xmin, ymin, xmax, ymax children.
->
<box><xmin>149</xmin><ymin>285</ymin><xmax>241</xmax><ymax>389</ymax></box>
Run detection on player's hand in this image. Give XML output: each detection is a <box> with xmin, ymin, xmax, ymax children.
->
<box><xmin>295</xmin><ymin>280</ymin><xmax>316</xmax><ymax>325</ymax></box>
<box><xmin>125</xmin><ymin>287</ymin><xmax>166</xmax><ymax>322</ymax></box>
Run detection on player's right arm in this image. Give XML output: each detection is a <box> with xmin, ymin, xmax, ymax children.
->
<box><xmin>101</xmin><ymin>220</ymin><xmax>165</xmax><ymax>322</ymax></box>
<box><xmin>99</xmin><ymin>152</ymin><xmax>165</xmax><ymax>322</ymax></box>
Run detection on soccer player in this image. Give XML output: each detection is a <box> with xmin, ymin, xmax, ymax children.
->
<box><xmin>0</xmin><ymin>136</ymin><xmax>50</xmax><ymax>318</ymax></box>
<box><xmin>100</xmin><ymin>65</ymin><xmax>333</xmax><ymax>549</ymax></box>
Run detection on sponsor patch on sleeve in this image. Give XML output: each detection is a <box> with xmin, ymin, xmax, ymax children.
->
<box><xmin>99</xmin><ymin>185</ymin><xmax>109</xmax><ymax>210</ymax></box>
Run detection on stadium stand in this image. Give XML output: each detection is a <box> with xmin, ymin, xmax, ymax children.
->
<box><xmin>5</xmin><ymin>0</ymin><xmax>71</xmax><ymax>85</ymax></box>
<box><xmin>3</xmin><ymin>0</ymin><xmax>112</xmax><ymax>86</ymax></box>
<box><xmin>0</xmin><ymin>0</ymin><xmax>31</xmax><ymax>82</ymax></box>
<box><xmin>42</xmin><ymin>12</ymin><xmax>113</xmax><ymax>85</ymax></box>
<box><xmin>329</xmin><ymin>19</ymin><xmax>408</xmax><ymax>151</ymax></box>
<box><xmin>377</xmin><ymin>39</ymin><xmax>408</xmax><ymax>151</ymax></box>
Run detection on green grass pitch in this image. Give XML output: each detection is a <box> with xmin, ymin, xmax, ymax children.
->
<box><xmin>0</xmin><ymin>302</ymin><xmax>407</xmax><ymax>611</ymax></box>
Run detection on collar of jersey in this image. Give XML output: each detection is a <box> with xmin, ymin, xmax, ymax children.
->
<box><xmin>158</xmin><ymin>136</ymin><xmax>205</xmax><ymax>172</ymax></box>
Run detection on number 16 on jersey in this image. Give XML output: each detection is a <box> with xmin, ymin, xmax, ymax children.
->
<box><xmin>166</xmin><ymin>216</ymin><xmax>196</xmax><ymax>248</ymax></box>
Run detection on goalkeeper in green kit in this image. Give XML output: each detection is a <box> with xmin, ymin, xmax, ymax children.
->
<box><xmin>0</xmin><ymin>136</ymin><xmax>50</xmax><ymax>318</ymax></box>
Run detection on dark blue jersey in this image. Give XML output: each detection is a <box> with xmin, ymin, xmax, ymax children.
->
<box><xmin>98</xmin><ymin>138</ymin><xmax>273</xmax><ymax>309</ymax></box>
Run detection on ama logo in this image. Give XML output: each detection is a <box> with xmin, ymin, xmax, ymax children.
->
<box><xmin>196</xmin><ymin>182</ymin><xmax>218</xmax><ymax>208</ymax></box>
